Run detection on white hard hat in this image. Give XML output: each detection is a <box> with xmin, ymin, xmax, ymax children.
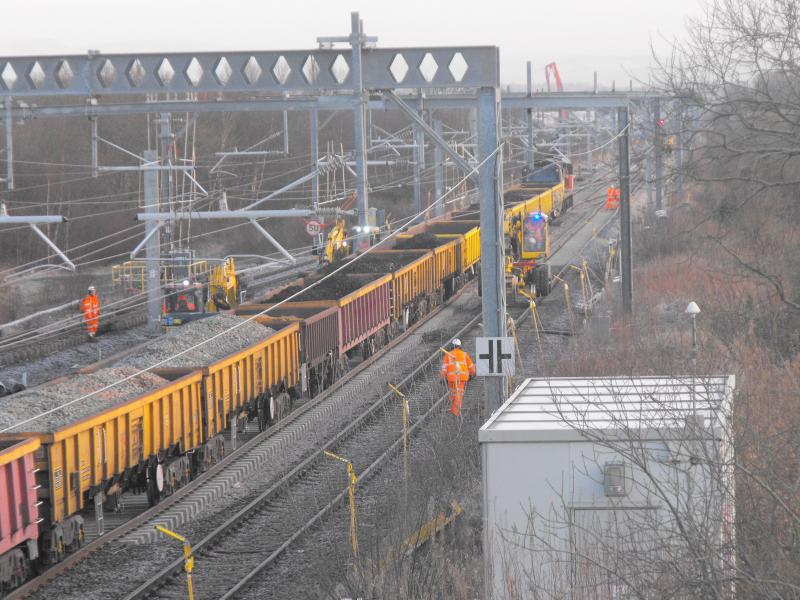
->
<box><xmin>87</xmin><ymin>285</ymin><xmax>96</xmax><ymax>292</ymax></box>
<box><xmin>452</xmin><ymin>338</ymin><xmax>462</xmax><ymax>347</ymax></box>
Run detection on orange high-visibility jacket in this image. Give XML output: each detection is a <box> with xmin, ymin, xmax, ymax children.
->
<box><xmin>440</xmin><ymin>348</ymin><xmax>476</xmax><ymax>383</ymax></box>
<box><xmin>80</xmin><ymin>294</ymin><xmax>99</xmax><ymax>321</ymax></box>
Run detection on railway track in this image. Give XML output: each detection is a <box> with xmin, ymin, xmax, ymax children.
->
<box><xmin>0</xmin><ymin>257</ymin><xmax>316</xmax><ymax>369</ymax></box>
<box><xmin>128</xmin><ymin>315</ymin><xmax>479</xmax><ymax>600</ymax></box>
<box><xmin>235</xmin><ymin>204</ymin><xmax>623</xmax><ymax>600</ymax></box>
<box><xmin>127</xmin><ymin>204</ymin><xmax>620</xmax><ymax>600</ymax></box>
<box><xmin>12</xmin><ymin>175</ymin><xmax>616</xmax><ymax>600</ymax></box>
<box><xmin>11</xmin><ymin>280</ymin><xmax>482</xmax><ymax>600</ymax></box>
<box><xmin>0</xmin><ymin>168</ymin><xmax>612</xmax><ymax>370</ymax></box>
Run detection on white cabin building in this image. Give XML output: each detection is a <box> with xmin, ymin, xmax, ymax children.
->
<box><xmin>480</xmin><ymin>376</ymin><xmax>735</xmax><ymax>599</ymax></box>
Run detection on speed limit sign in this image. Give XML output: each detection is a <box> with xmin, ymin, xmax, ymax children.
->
<box><xmin>305</xmin><ymin>220</ymin><xmax>322</xmax><ymax>236</ymax></box>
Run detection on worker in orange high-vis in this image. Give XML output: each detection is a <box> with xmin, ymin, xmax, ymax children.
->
<box><xmin>79</xmin><ymin>285</ymin><xmax>100</xmax><ymax>340</ymax></box>
<box><xmin>440</xmin><ymin>338</ymin><xmax>476</xmax><ymax>417</ymax></box>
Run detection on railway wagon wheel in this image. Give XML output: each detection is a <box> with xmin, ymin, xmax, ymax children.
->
<box><xmin>273</xmin><ymin>391</ymin><xmax>292</xmax><ymax>422</ymax></box>
<box><xmin>335</xmin><ymin>354</ymin><xmax>349</xmax><ymax>381</ymax></box>
<box><xmin>256</xmin><ymin>394</ymin><xmax>269</xmax><ymax>432</ymax></box>
<box><xmin>535</xmin><ymin>264</ymin><xmax>552</xmax><ymax>297</ymax></box>
<box><xmin>146</xmin><ymin>461</ymin><xmax>165</xmax><ymax>506</ymax></box>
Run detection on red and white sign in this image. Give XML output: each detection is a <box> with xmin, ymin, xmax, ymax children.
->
<box><xmin>304</xmin><ymin>219</ymin><xmax>322</xmax><ymax>236</ymax></box>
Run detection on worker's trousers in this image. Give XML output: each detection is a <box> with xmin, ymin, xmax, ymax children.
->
<box><xmin>447</xmin><ymin>380</ymin><xmax>467</xmax><ymax>416</ymax></box>
<box><xmin>83</xmin><ymin>314</ymin><xmax>99</xmax><ymax>337</ymax></box>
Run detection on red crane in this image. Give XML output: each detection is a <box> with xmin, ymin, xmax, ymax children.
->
<box><xmin>544</xmin><ymin>62</ymin><xmax>569</xmax><ymax>121</ymax></box>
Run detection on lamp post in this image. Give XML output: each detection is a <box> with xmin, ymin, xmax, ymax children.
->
<box><xmin>685</xmin><ymin>301</ymin><xmax>700</xmax><ymax>409</ymax></box>
<box><xmin>685</xmin><ymin>301</ymin><xmax>700</xmax><ymax>359</ymax></box>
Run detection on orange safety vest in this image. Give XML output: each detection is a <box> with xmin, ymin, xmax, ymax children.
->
<box><xmin>440</xmin><ymin>347</ymin><xmax>476</xmax><ymax>383</ymax></box>
<box><xmin>177</xmin><ymin>293</ymin><xmax>197</xmax><ymax>311</ymax></box>
<box><xmin>80</xmin><ymin>294</ymin><xmax>100</xmax><ymax>334</ymax></box>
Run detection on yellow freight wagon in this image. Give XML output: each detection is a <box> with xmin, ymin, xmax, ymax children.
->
<box><xmin>158</xmin><ymin>321</ymin><xmax>301</xmax><ymax>433</ymax></box>
<box><xmin>383</xmin><ymin>250</ymin><xmax>436</xmax><ymax>321</ymax></box>
<box><xmin>0</xmin><ymin>368</ymin><xmax>208</xmax><ymax>562</ymax></box>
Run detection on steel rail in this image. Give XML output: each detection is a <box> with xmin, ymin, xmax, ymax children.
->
<box><xmin>11</xmin><ymin>174</ymin><xmax>612</xmax><ymax>600</ymax></box>
<box><xmin>124</xmin><ymin>178</ymin><xmax>616</xmax><ymax>599</ymax></box>
<box><xmin>7</xmin><ymin>268</ymin><xmax>476</xmax><ymax>600</ymax></box>
<box><xmin>126</xmin><ymin>310</ymin><xmax>482</xmax><ymax>600</ymax></box>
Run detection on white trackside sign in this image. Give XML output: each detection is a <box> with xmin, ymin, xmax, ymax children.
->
<box><xmin>475</xmin><ymin>337</ymin><xmax>515</xmax><ymax>376</ymax></box>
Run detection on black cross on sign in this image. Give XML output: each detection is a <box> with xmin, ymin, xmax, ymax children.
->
<box><xmin>479</xmin><ymin>338</ymin><xmax>513</xmax><ymax>374</ymax></box>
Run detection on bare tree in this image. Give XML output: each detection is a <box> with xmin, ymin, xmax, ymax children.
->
<box><xmin>653</xmin><ymin>0</ymin><xmax>800</xmax><ymax>312</ymax></box>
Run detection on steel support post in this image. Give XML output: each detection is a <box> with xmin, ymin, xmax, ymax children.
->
<box><xmin>526</xmin><ymin>61</ymin><xmax>534</xmax><ymax>173</ymax></box>
<box><xmin>351</xmin><ymin>12</ymin><xmax>370</xmax><ymax>249</ymax></box>
<box><xmin>311</xmin><ymin>109</ymin><xmax>319</xmax><ymax>209</ymax></box>
<box><xmin>143</xmin><ymin>149</ymin><xmax>162</xmax><ymax>333</ymax></box>
<box><xmin>618</xmin><ymin>106</ymin><xmax>633</xmax><ymax>315</ymax></box>
<box><xmin>310</xmin><ymin>108</ymin><xmax>322</xmax><ymax>248</ymax></box>
<box><xmin>90</xmin><ymin>116</ymin><xmax>98</xmax><ymax>178</ymax></box>
<box><xmin>645</xmin><ymin>145</ymin><xmax>653</xmax><ymax>208</ymax></box>
<box><xmin>675</xmin><ymin>100</ymin><xmax>684</xmax><ymax>201</ymax></box>
<box><xmin>283</xmin><ymin>110</ymin><xmax>290</xmax><ymax>155</ymax></box>
<box><xmin>28</xmin><ymin>224</ymin><xmax>76</xmax><ymax>270</ymax></box>
<box><xmin>433</xmin><ymin>118</ymin><xmax>444</xmax><ymax>217</ymax></box>
<box><xmin>478</xmin><ymin>86</ymin><xmax>507</xmax><ymax>416</ymax></box>
<box><xmin>653</xmin><ymin>97</ymin><xmax>663</xmax><ymax>212</ymax></box>
<box><xmin>413</xmin><ymin>94</ymin><xmax>425</xmax><ymax>216</ymax></box>
<box><xmin>159</xmin><ymin>113</ymin><xmax>173</xmax><ymax>249</ymax></box>
<box><xmin>4</xmin><ymin>96</ymin><xmax>13</xmax><ymax>190</ymax></box>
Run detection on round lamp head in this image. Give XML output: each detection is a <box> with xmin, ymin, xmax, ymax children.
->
<box><xmin>685</xmin><ymin>301</ymin><xmax>701</xmax><ymax>316</ymax></box>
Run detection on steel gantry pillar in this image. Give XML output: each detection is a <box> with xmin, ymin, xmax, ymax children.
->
<box><xmin>310</xmin><ymin>109</ymin><xmax>319</xmax><ymax>209</ymax></box>
<box><xmin>143</xmin><ymin>149</ymin><xmax>162</xmax><ymax>333</ymax></box>
<box><xmin>653</xmin><ymin>97</ymin><xmax>663</xmax><ymax>212</ymax></box>
<box><xmin>159</xmin><ymin>113</ymin><xmax>173</xmax><ymax>249</ymax></box>
<box><xmin>4</xmin><ymin>96</ymin><xmax>14</xmax><ymax>190</ymax></box>
<box><xmin>413</xmin><ymin>94</ymin><xmax>425</xmax><ymax>217</ymax></box>
<box><xmin>526</xmin><ymin>61</ymin><xmax>534</xmax><ymax>172</ymax></box>
<box><xmin>433</xmin><ymin>118</ymin><xmax>444</xmax><ymax>217</ymax></box>
<box><xmin>478</xmin><ymin>86</ymin><xmax>507</xmax><ymax>416</ymax></box>
<box><xmin>350</xmin><ymin>13</ymin><xmax>370</xmax><ymax>249</ymax></box>
<box><xmin>674</xmin><ymin>100</ymin><xmax>684</xmax><ymax>201</ymax></box>
<box><xmin>618</xmin><ymin>106</ymin><xmax>633</xmax><ymax>316</ymax></box>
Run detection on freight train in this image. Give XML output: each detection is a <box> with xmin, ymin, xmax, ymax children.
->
<box><xmin>0</xmin><ymin>165</ymin><xmax>572</xmax><ymax>594</ymax></box>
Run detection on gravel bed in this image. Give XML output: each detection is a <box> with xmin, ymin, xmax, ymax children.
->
<box><xmin>24</xmin><ymin>182</ymin><xmax>616</xmax><ymax>599</ymax></box>
<box><xmin>26</xmin><ymin>290</ymin><xmax>481</xmax><ymax>600</ymax></box>
<box><xmin>0</xmin><ymin>367</ymin><xmax>166</xmax><ymax>433</ymax></box>
<box><xmin>239</xmin><ymin>337</ymin><xmax>487</xmax><ymax>599</ymax></box>
<box><xmin>266</xmin><ymin>273</ymin><xmax>382</xmax><ymax>302</ymax></box>
<box><xmin>319</xmin><ymin>251</ymin><xmax>424</xmax><ymax>276</ymax></box>
<box><xmin>238</xmin><ymin>187</ymin><xmax>621</xmax><ymax>598</ymax></box>
<box><xmin>394</xmin><ymin>232</ymin><xmax>445</xmax><ymax>250</ymax></box>
<box><xmin>0</xmin><ymin>324</ymin><xmax>156</xmax><ymax>388</ymax></box>
<box><xmin>121</xmin><ymin>314</ymin><xmax>273</xmax><ymax>369</ymax></box>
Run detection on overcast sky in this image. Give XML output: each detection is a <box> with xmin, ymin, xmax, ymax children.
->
<box><xmin>1</xmin><ymin>0</ymin><xmax>704</xmax><ymax>89</ymax></box>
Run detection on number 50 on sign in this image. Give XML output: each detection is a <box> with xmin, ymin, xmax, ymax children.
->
<box><xmin>475</xmin><ymin>337</ymin><xmax>516</xmax><ymax>376</ymax></box>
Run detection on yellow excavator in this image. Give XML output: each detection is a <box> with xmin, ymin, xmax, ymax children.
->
<box><xmin>162</xmin><ymin>256</ymin><xmax>239</xmax><ymax>328</ymax></box>
<box><xmin>320</xmin><ymin>218</ymin><xmax>351</xmax><ymax>265</ymax></box>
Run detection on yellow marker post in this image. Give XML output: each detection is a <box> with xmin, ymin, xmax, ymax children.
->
<box><xmin>570</xmin><ymin>264</ymin><xmax>589</xmax><ymax>320</ymax></box>
<box><xmin>582</xmin><ymin>259</ymin><xmax>594</xmax><ymax>301</ymax></box>
<box><xmin>553</xmin><ymin>275</ymin><xmax>575</xmax><ymax>333</ymax></box>
<box><xmin>388</xmin><ymin>384</ymin><xmax>410</xmax><ymax>481</ymax></box>
<box><xmin>324</xmin><ymin>450</ymin><xmax>359</xmax><ymax>560</ymax></box>
<box><xmin>155</xmin><ymin>525</ymin><xmax>194</xmax><ymax>600</ymax></box>
<box><xmin>529</xmin><ymin>300</ymin><xmax>543</xmax><ymax>355</ymax></box>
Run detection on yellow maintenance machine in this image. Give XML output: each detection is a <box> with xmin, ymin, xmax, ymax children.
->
<box><xmin>507</xmin><ymin>211</ymin><xmax>551</xmax><ymax>299</ymax></box>
<box><xmin>321</xmin><ymin>218</ymin><xmax>351</xmax><ymax>265</ymax></box>
<box><xmin>162</xmin><ymin>256</ymin><xmax>239</xmax><ymax>329</ymax></box>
